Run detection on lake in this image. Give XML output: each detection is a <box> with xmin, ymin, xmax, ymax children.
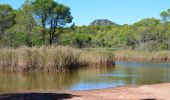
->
<box><xmin>1</xmin><ymin>61</ymin><xmax>170</xmax><ymax>93</ymax></box>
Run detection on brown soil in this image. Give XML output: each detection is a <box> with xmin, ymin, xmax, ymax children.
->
<box><xmin>1</xmin><ymin>83</ymin><xmax>170</xmax><ymax>100</ymax></box>
<box><xmin>67</xmin><ymin>83</ymin><xmax>170</xmax><ymax>100</ymax></box>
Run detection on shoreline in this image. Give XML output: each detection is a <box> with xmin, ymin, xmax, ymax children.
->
<box><xmin>66</xmin><ymin>83</ymin><xmax>170</xmax><ymax>100</ymax></box>
<box><xmin>1</xmin><ymin>83</ymin><xmax>170</xmax><ymax>100</ymax></box>
<box><xmin>114</xmin><ymin>58</ymin><xmax>170</xmax><ymax>62</ymax></box>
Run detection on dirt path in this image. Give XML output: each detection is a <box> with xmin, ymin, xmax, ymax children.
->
<box><xmin>1</xmin><ymin>83</ymin><xmax>170</xmax><ymax>100</ymax></box>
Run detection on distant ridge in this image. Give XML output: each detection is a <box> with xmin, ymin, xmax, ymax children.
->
<box><xmin>90</xmin><ymin>19</ymin><xmax>119</xmax><ymax>26</ymax></box>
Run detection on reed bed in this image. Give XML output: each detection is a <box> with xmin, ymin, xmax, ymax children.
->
<box><xmin>0</xmin><ymin>46</ymin><xmax>80</xmax><ymax>72</ymax></box>
<box><xmin>2</xmin><ymin>46</ymin><xmax>170</xmax><ymax>72</ymax></box>
<box><xmin>0</xmin><ymin>46</ymin><xmax>115</xmax><ymax>72</ymax></box>
<box><xmin>114</xmin><ymin>50</ymin><xmax>170</xmax><ymax>61</ymax></box>
<box><xmin>80</xmin><ymin>49</ymin><xmax>114</xmax><ymax>66</ymax></box>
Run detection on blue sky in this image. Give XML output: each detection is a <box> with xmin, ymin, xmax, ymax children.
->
<box><xmin>0</xmin><ymin>0</ymin><xmax>170</xmax><ymax>25</ymax></box>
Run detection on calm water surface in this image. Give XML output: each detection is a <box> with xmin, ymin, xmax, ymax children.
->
<box><xmin>1</xmin><ymin>61</ymin><xmax>170</xmax><ymax>93</ymax></box>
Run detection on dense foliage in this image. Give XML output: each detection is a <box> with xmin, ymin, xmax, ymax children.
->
<box><xmin>0</xmin><ymin>0</ymin><xmax>170</xmax><ymax>51</ymax></box>
<box><xmin>60</xmin><ymin>18</ymin><xmax>170</xmax><ymax>51</ymax></box>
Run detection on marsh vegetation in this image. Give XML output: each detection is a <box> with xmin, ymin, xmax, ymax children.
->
<box><xmin>114</xmin><ymin>50</ymin><xmax>170</xmax><ymax>61</ymax></box>
<box><xmin>0</xmin><ymin>46</ymin><xmax>114</xmax><ymax>72</ymax></box>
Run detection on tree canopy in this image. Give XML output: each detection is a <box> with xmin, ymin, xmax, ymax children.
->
<box><xmin>0</xmin><ymin>0</ymin><xmax>170</xmax><ymax>51</ymax></box>
<box><xmin>0</xmin><ymin>4</ymin><xmax>15</xmax><ymax>39</ymax></box>
<box><xmin>32</xmin><ymin>0</ymin><xmax>73</xmax><ymax>45</ymax></box>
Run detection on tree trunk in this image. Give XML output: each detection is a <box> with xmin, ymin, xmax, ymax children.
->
<box><xmin>42</xmin><ymin>19</ymin><xmax>46</xmax><ymax>45</ymax></box>
<box><xmin>49</xmin><ymin>37</ymin><xmax>53</xmax><ymax>45</ymax></box>
<box><xmin>49</xmin><ymin>20</ymin><xmax>57</xmax><ymax>45</ymax></box>
<box><xmin>49</xmin><ymin>29</ymin><xmax>56</xmax><ymax>45</ymax></box>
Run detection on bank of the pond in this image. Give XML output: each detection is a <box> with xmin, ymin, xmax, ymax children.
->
<box><xmin>67</xmin><ymin>83</ymin><xmax>170</xmax><ymax>100</ymax></box>
<box><xmin>114</xmin><ymin>50</ymin><xmax>170</xmax><ymax>62</ymax></box>
<box><xmin>1</xmin><ymin>47</ymin><xmax>170</xmax><ymax>72</ymax></box>
<box><xmin>0</xmin><ymin>46</ymin><xmax>114</xmax><ymax>72</ymax></box>
<box><xmin>1</xmin><ymin>83</ymin><xmax>170</xmax><ymax>100</ymax></box>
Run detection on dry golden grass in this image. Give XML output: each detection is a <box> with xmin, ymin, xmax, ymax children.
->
<box><xmin>80</xmin><ymin>49</ymin><xmax>114</xmax><ymax>66</ymax></box>
<box><xmin>0</xmin><ymin>46</ymin><xmax>115</xmax><ymax>72</ymax></box>
<box><xmin>2</xmin><ymin>46</ymin><xmax>170</xmax><ymax>72</ymax></box>
<box><xmin>0</xmin><ymin>46</ymin><xmax>81</xmax><ymax>71</ymax></box>
<box><xmin>114</xmin><ymin>50</ymin><xmax>170</xmax><ymax>61</ymax></box>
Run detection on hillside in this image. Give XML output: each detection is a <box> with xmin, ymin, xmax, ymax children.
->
<box><xmin>90</xmin><ymin>19</ymin><xmax>119</xmax><ymax>26</ymax></box>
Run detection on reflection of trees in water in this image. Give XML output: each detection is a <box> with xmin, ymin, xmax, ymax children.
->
<box><xmin>75</xmin><ymin>65</ymin><xmax>116</xmax><ymax>83</ymax></box>
<box><xmin>114</xmin><ymin>64</ymin><xmax>170</xmax><ymax>86</ymax></box>
<box><xmin>134</xmin><ymin>67</ymin><xmax>170</xmax><ymax>85</ymax></box>
<box><xmin>0</xmin><ymin>71</ymin><xmax>80</xmax><ymax>93</ymax></box>
<box><xmin>0</xmin><ymin>65</ymin><xmax>116</xmax><ymax>93</ymax></box>
<box><xmin>78</xmin><ymin>65</ymin><xmax>115</xmax><ymax>77</ymax></box>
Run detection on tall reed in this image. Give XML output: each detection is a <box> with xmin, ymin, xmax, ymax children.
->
<box><xmin>0</xmin><ymin>46</ymin><xmax>80</xmax><ymax>72</ymax></box>
<box><xmin>0</xmin><ymin>46</ymin><xmax>115</xmax><ymax>72</ymax></box>
<box><xmin>114</xmin><ymin>50</ymin><xmax>170</xmax><ymax>61</ymax></box>
<box><xmin>80</xmin><ymin>49</ymin><xmax>114</xmax><ymax>66</ymax></box>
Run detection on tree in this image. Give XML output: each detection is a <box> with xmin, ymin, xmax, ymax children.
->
<box><xmin>0</xmin><ymin>8</ymin><xmax>35</xmax><ymax>47</ymax></box>
<box><xmin>21</xmin><ymin>0</ymin><xmax>35</xmax><ymax>32</ymax></box>
<box><xmin>0</xmin><ymin>4</ymin><xmax>15</xmax><ymax>39</ymax></box>
<box><xmin>133</xmin><ymin>18</ymin><xmax>160</xmax><ymax>26</ymax></box>
<box><xmin>0</xmin><ymin>1</ymin><xmax>37</xmax><ymax>47</ymax></box>
<box><xmin>32</xmin><ymin>0</ymin><xmax>73</xmax><ymax>45</ymax></box>
<box><xmin>160</xmin><ymin>9</ymin><xmax>170</xmax><ymax>23</ymax></box>
<box><xmin>160</xmin><ymin>9</ymin><xmax>170</xmax><ymax>33</ymax></box>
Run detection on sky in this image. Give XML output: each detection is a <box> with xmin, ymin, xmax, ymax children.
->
<box><xmin>0</xmin><ymin>0</ymin><xmax>170</xmax><ymax>26</ymax></box>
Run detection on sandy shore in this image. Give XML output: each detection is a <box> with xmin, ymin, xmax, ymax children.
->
<box><xmin>67</xmin><ymin>83</ymin><xmax>170</xmax><ymax>100</ymax></box>
<box><xmin>1</xmin><ymin>83</ymin><xmax>170</xmax><ymax>100</ymax></box>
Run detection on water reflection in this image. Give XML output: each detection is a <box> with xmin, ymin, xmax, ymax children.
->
<box><xmin>0</xmin><ymin>65</ymin><xmax>115</xmax><ymax>93</ymax></box>
<box><xmin>115</xmin><ymin>61</ymin><xmax>170</xmax><ymax>85</ymax></box>
<box><xmin>1</xmin><ymin>61</ymin><xmax>170</xmax><ymax>93</ymax></box>
<box><xmin>0</xmin><ymin>71</ymin><xmax>80</xmax><ymax>93</ymax></box>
